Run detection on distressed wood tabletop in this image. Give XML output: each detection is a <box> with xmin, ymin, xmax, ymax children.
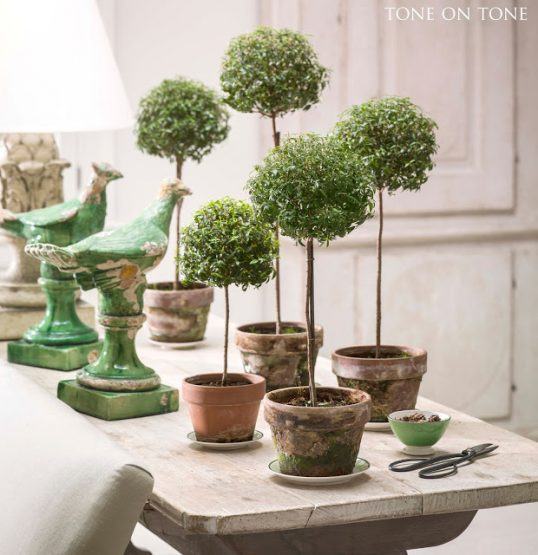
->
<box><xmin>4</xmin><ymin>315</ymin><xmax>538</xmax><ymax>537</ymax></box>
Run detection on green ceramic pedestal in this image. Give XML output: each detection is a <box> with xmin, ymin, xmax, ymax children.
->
<box><xmin>8</xmin><ymin>269</ymin><xmax>101</xmax><ymax>370</ymax></box>
<box><xmin>57</xmin><ymin>380</ymin><xmax>179</xmax><ymax>420</ymax></box>
<box><xmin>8</xmin><ymin>340</ymin><xmax>101</xmax><ymax>371</ymax></box>
<box><xmin>62</xmin><ymin>283</ymin><xmax>178</xmax><ymax>420</ymax></box>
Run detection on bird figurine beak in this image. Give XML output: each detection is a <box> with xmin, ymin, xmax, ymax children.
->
<box><xmin>91</xmin><ymin>162</ymin><xmax>123</xmax><ymax>182</ymax></box>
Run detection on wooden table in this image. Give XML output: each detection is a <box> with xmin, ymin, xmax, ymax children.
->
<box><xmin>6</xmin><ymin>316</ymin><xmax>538</xmax><ymax>555</ymax></box>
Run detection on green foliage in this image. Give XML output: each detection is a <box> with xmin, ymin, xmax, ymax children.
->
<box><xmin>247</xmin><ymin>133</ymin><xmax>375</xmax><ymax>244</ymax></box>
<box><xmin>220</xmin><ymin>27</ymin><xmax>329</xmax><ymax>118</ymax></box>
<box><xmin>334</xmin><ymin>96</ymin><xmax>438</xmax><ymax>192</ymax></box>
<box><xmin>181</xmin><ymin>198</ymin><xmax>277</xmax><ymax>290</ymax></box>
<box><xmin>136</xmin><ymin>77</ymin><xmax>230</xmax><ymax>164</ymax></box>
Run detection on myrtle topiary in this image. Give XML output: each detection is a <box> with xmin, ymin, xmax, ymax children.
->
<box><xmin>136</xmin><ymin>77</ymin><xmax>230</xmax><ymax>169</ymax></box>
<box><xmin>334</xmin><ymin>96</ymin><xmax>438</xmax><ymax>357</ymax></box>
<box><xmin>247</xmin><ymin>134</ymin><xmax>375</xmax><ymax>404</ymax></box>
<box><xmin>220</xmin><ymin>27</ymin><xmax>329</xmax><ymax>119</ymax></box>
<box><xmin>247</xmin><ymin>133</ymin><xmax>375</xmax><ymax>245</ymax></box>
<box><xmin>334</xmin><ymin>97</ymin><xmax>437</xmax><ymax>192</ymax></box>
<box><xmin>221</xmin><ymin>27</ymin><xmax>329</xmax><ymax>333</ymax></box>
<box><xmin>135</xmin><ymin>77</ymin><xmax>230</xmax><ymax>288</ymax></box>
<box><xmin>181</xmin><ymin>198</ymin><xmax>277</xmax><ymax>383</ymax></box>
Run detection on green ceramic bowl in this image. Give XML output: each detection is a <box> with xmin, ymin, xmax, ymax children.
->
<box><xmin>388</xmin><ymin>410</ymin><xmax>451</xmax><ymax>455</ymax></box>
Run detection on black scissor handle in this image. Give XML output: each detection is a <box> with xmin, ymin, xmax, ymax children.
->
<box><xmin>389</xmin><ymin>453</ymin><xmax>463</xmax><ymax>473</ymax></box>
<box><xmin>419</xmin><ymin>462</ymin><xmax>459</xmax><ymax>479</ymax></box>
<box><xmin>389</xmin><ymin>457</ymin><xmax>430</xmax><ymax>472</ymax></box>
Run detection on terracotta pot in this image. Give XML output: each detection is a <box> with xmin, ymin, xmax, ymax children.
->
<box><xmin>235</xmin><ymin>322</ymin><xmax>324</xmax><ymax>391</ymax></box>
<box><xmin>264</xmin><ymin>386</ymin><xmax>371</xmax><ymax>477</ymax></box>
<box><xmin>145</xmin><ymin>282</ymin><xmax>213</xmax><ymax>343</ymax></box>
<box><xmin>332</xmin><ymin>345</ymin><xmax>427</xmax><ymax>423</ymax></box>
<box><xmin>182</xmin><ymin>372</ymin><xmax>266</xmax><ymax>442</ymax></box>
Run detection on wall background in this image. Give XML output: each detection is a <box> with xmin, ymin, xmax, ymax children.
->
<box><xmin>50</xmin><ymin>0</ymin><xmax>537</xmax><ymax>436</ymax></box>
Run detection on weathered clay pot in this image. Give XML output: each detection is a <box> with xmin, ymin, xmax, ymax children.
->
<box><xmin>235</xmin><ymin>322</ymin><xmax>324</xmax><ymax>391</ymax></box>
<box><xmin>145</xmin><ymin>282</ymin><xmax>213</xmax><ymax>343</ymax></box>
<box><xmin>264</xmin><ymin>386</ymin><xmax>371</xmax><ymax>477</ymax></box>
<box><xmin>332</xmin><ymin>345</ymin><xmax>427</xmax><ymax>422</ymax></box>
<box><xmin>182</xmin><ymin>372</ymin><xmax>266</xmax><ymax>443</ymax></box>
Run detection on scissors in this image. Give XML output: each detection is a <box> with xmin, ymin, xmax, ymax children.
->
<box><xmin>388</xmin><ymin>443</ymin><xmax>498</xmax><ymax>479</ymax></box>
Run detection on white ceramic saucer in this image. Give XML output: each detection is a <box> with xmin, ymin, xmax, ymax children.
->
<box><xmin>365</xmin><ymin>421</ymin><xmax>392</xmax><ymax>432</ymax></box>
<box><xmin>268</xmin><ymin>458</ymin><xmax>370</xmax><ymax>486</ymax></box>
<box><xmin>187</xmin><ymin>430</ymin><xmax>263</xmax><ymax>450</ymax></box>
<box><xmin>148</xmin><ymin>338</ymin><xmax>207</xmax><ymax>350</ymax></box>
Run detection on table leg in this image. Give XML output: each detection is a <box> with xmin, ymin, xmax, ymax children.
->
<box><xmin>141</xmin><ymin>505</ymin><xmax>477</xmax><ymax>555</ymax></box>
<box><xmin>124</xmin><ymin>540</ymin><xmax>152</xmax><ymax>555</ymax></box>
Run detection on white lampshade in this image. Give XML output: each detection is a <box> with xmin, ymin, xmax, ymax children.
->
<box><xmin>0</xmin><ymin>0</ymin><xmax>132</xmax><ymax>132</ymax></box>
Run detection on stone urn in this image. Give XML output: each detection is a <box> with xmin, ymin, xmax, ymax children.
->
<box><xmin>0</xmin><ymin>133</ymin><xmax>68</xmax><ymax>309</ymax></box>
<box><xmin>235</xmin><ymin>321</ymin><xmax>323</xmax><ymax>391</ymax></box>
<box><xmin>145</xmin><ymin>282</ymin><xmax>213</xmax><ymax>343</ymax></box>
<box><xmin>264</xmin><ymin>386</ymin><xmax>371</xmax><ymax>476</ymax></box>
<box><xmin>332</xmin><ymin>345</ymin><xmax>427</xmax><ymax>422</ymax></box>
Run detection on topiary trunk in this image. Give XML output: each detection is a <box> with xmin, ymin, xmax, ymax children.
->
<box><xmin>174</xmin><ymin>159</ymin><xmax>183</xmax><ymax>290</ymax></box>
<box><xmin>222</xmin><ymin>285</ymin><xmax>229</xmax><ymax>386</ymax></box>
<box><xmin>375</xmin><ymin>188</ymin><xmax>384</xmax><ymax>358</ymax></box>
<box><xmin>271</xmin><ymin>113</ymin><xmax>282</xmax><ymax>335</ymax></box>
<box><xmin>305</xmin><ymin>237</ymin><xmax>317</xmax><ymax>406</ymax></box>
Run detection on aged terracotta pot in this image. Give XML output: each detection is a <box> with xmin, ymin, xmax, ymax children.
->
<box><xmin>264</xmin><ymin>386</ymin><xmax>371</xmax><ymax>477</ymax></box>
<box><xmin>182</xmin><ymin>373</ymin><xmax>266</xmax><ymax>442</ymax></box>
<box><xmin>145</xmin><ymin>282</ymin><xmax>213</xmax><ymax>343</ymax></box>
<box><xmin>235</xmin><ymin>322</ymin><xmax>324</xmax><ymax>391</ymax></box>
<box><xmin>332</xmin><ymin>345</ymin><xmax>427</xmax><ymax>422</ymax></box>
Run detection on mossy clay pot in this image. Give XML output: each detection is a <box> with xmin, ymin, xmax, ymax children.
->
<box><xmin>264</xmin><ymin>386</ymin><xmax>371</xmax><ymax>477</ymax></box>
<box><xmin>145</xmin><ymin>282</ymin><xmax>213</xmax><ymax>343</ymax></box>
<box><xmin>388</xmin><ymin>410</ymin><xmax>451</xmax><ymax>454</ymax></box>
<box><xmin>182</xmin><ymin>372</ymin><xmax>265</xmax><ymax>443</ymax></box>
<box><xmin>332</xmin><ymin>345</ymin><xmax>427</xmax><ymax>422</ymax></box>
<box><xmin>236</xmin><ymin>321</ymin><xmax>323</xmax><ymax>391</ymax></box>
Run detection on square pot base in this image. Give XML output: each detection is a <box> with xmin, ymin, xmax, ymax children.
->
<box><xmin>7</xmin><ymin>340</ymin><xmax>102</xmax><ymax>371</ymax></box>
<box><xmin>57</xmin><ymin>379</ymin><xmax>179</xmax><ymax>421</ymax></box>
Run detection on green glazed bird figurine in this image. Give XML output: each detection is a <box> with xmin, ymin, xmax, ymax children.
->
<box><xmin>0</xmin><ymin>162</ymin><xmax>123</xmax><ymax>248</ymax></box>
<box><xmin>3</xmin><ymin>162</ymin><xmax>123</xmax><ymax>350</ymax></box>
<box><xmin>26</xmin><ymin>178</ymin><xmax>191</xmax><ymax>391</ymax></box>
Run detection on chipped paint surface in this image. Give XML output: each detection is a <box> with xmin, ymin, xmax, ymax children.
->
<box><xmin>96</xmin><ymin>258</ymin><xmax>144</xmax><ymax>312</ymax></box>
<box><xmin>142</xmin><ymin>241</ymin><xmax>166</xmax><ymax>256</ymax></box>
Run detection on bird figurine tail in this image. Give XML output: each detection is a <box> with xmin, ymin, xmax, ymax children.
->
<box><xmin>25</xmin><ymin>243</ymin><xmax>81</xmax><ymax>273</ymax></box>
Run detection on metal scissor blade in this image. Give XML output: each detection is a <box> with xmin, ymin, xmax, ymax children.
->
<box><xmin>463</xmin><ymin>444</ymin><xmax>499</xmax><ymax>458</ymax></box>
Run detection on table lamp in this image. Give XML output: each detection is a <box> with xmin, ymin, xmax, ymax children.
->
<box><xmin>0</xmin><ymin>0</ymin><xmax>132</xmax><ymax>360</ymax></box>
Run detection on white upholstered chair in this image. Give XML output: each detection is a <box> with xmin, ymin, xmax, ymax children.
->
<box><xmin>0</xmin><ymin>368</ymin><xmax>154</xmax><ymax>555</ymax></box>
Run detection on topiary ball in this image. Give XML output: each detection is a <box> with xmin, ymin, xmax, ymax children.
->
<box><xmin>181</xmin><ymin>197</ymin><xmax>277</xmax><ymax>290</ymax></box>
<box><xmin>221</xmin><ymin>27</ymin><xmax>329</xmax><ymax>117</ymax></box>
<box><xmin>247</xmin><ymin>133</ymin><xmax>375</xmax><ymax>244</ymax></box>
<box><xmin>334</xmin><ymin>97</ymin><xmax>438</xmax><ymax>193</ymax></box>
<box><xmin>136</xmin><ymin>77</ymin><xmax>230</xmax><ymax>164</ymax></box>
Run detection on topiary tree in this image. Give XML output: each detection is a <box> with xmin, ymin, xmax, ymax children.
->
<box><xmin>334</xmin><ymin>97</ymin><xmax>438</xmax><ymax>358</ymax></box>
<box><xmin>247</xmin><ymin>134</ymin><xmax>375</xmax><ymax>405</ymax></box>
<box><xmin>221</xmin><ymin>26</ymin><xmax>329</xmax><ymax>334</ymax></box>
<box><xmin>181</xmin><ymin>197</ymin><xmax>277</xmax><ymax>385</ymax></box>
<box><xmin>136</xmin><ymin>77</ymin><xmax>230</xmax><ymax>289</ymax></box>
